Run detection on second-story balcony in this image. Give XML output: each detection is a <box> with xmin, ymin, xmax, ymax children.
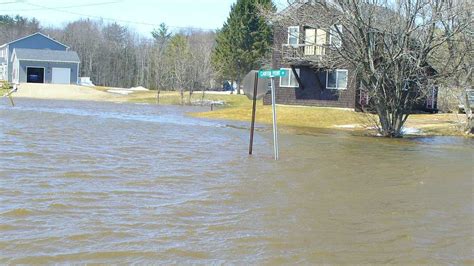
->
<box><xmin>281</xmin><ymin>43</ymin><xmax>326</xmax><ymax>65</ymax></box>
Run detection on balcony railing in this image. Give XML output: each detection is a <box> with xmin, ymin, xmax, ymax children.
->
<box><xmin>281</xmin><ymin>44</ymin><xmax>326</xmax><ymax>62</ymax></box>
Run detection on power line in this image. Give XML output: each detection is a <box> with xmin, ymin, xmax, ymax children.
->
<box><xmin>1</xmin><ymin>1</ymin><xmax>279</xmax><ymax>33</ymax></box>
<box><xmin>20</xmin><ymin>1</ymin><xmax>217</xmax><ymax>31</ymax></box>
<box><xmin>0</xmin><ymin>1</ymin><xmax>123</xmax><ymax>12</ymax></box>
<box><xmin>0</xmin><ymin>1</ymin><xmax>21</xmax><ymax>5</ymax></box>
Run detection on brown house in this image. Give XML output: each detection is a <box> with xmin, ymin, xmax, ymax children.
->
<box><xmin>263</xmin><ymin>1</ymin><xmax>438</xmax><ymax>112</ymax></box>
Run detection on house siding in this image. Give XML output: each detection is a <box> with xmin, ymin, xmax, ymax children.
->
<box><xmin>12</xmin><ymin>58</ymin><xmax>19</xmax><ymax>84</ymax></box>
<box><xmin>264</xmin><ymin>66</ymin><xmax>356</xmax><ymax>108</ymax></box>
<box><xmin>6</xmin><ymin>34</ymin><xmax>68</xmax><ymax>82</ymax></box>
<box><xmin>0</xmin><ymin>46</ymin><xmax>7</xmax><ymax>64</ymax></box>
<box><xmin>264</xmin><ymin>6</ymin><xmax>358</xmax><ymax>109</ymax></box>
<box><xmin>18</xmin><ymin>60</ymin><xmax>78</xmax><ymax>84</ymax></box>
<box><xmin>0</xmin><ymin>46</ymin><xmax>8</xmax><ymax>81</ymax></box>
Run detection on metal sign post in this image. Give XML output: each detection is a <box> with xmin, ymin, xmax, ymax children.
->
<box><xmin>258</xmin><ymin>69</ymin><xmax>285</xmax><ymax>161</ymax></box>
<box><xmin>270</xmin><ymin>76</ymin><xmax>279</xmax><ymax>160</ymax></box>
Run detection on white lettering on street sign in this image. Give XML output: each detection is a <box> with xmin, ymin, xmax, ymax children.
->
<box><xmin>258</xmin><ymin>69</ymin><xmax>287</xmax><ymax>79</ymax></box>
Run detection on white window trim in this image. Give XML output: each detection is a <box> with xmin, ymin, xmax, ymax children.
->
<box><xmin>287</xmin><ymin>26</ymin><xmax>300</xmax><ymax>45</ymax></box>
<box><xmin>280</xmin><ymin>68</ymin><xmax>300</xmax><ymax>88</ymax></box>
<box><xmin>329</xmin><ymin>25</ymin><xmax>343</xmax><ymax>48</ymax></box>
<box><xmin>326</xmin><ymin>69</ymin><xmax>348</xmax><ymax>90</ymax></box>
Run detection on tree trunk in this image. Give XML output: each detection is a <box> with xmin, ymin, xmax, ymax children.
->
<box><xmin>201</xmin><ymin>90</ymin><xmax>205</xmax><ymax>106</ymax></box>
<box><xmin>188</xmin><ymin>90</ymin><xmax>193</xmax><ymax>105</ymax></box>
<box><xmin>376</xmin><ymin>104</ymin><xmax>406</xmax><ymax>138</ymax></box>
<box><xmin>156</xmin><ymin>88</ymin><xmax>160</xmax><ymax>105</ymax></box>
<box><xmin>467</xmin><ymin>114</ymin><xmax>474</xmax><ymax>134</ymax></box>
<box><xmin>236</xmin><ymin>77</ymin><xmax>241</xmax><ymax>95</ymax></box>
<box><xmin>465</xmin><ymin>91</ymin><xmax>473</xmax><ymax>134</ymax></box>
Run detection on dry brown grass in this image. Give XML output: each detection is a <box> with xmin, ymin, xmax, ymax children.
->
<box><xmin>102</xmin><ymin>89</ymin><xmax>468</xmax><ymax>136</ymax></box>
<box><xmin>406</xmin><ymin>113</ymin><xmax>468</xmax><ymax>136</ymax></box>
<box><xmin>193</xmin><ymin>101</ymin><xmax>367</xmax><ymax>129</ymax></box>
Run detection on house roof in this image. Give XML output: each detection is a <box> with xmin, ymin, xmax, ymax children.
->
<box><xmin>0</xmin><ymin>32</ymin><xmax>69</xmax><ymax>49</ymax></box>
<box><xmin>12</xmin><ymin>48</ymin><xmax>80</xmax><ymax>63</ymax></box>
<box><xmin>278</xmin><ymin>0</ymin><xmax>326</xmax><ymax>15</ymax></box>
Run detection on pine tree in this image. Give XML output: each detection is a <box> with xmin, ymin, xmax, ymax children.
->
<box><xmin>151</xmin><ymin>23</ymin><xmax>172</xmax><ymax>47</ymax></box>
<box><xmin>212</xmin><ymin>0</ymin><xmax>275</xmax><ymax>94</ymax></box>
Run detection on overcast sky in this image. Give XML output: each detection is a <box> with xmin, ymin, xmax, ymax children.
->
<box><xmin>0</xmin><ymin>0</ymin><xmax>287</xmax><ymax>37</ymax></box>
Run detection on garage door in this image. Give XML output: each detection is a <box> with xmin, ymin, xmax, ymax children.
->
<box><xmin>27</xmin><ymin>67</ymin><xmax>45</xmax><ymax>83</ymax></box>
<box><xmin>52</xmin><ymin>68</ymin><xmax>71</xmax><ymax>84</ymax></box>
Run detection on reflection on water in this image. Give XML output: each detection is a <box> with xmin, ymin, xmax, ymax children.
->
<box><xmin>1</xmin><ymin>99</ymin><xmax>473</xmax><ymax>264</ymax></box>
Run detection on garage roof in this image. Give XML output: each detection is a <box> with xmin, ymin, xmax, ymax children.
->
<box><xmin>12</xmin><ymin>48</ymin><xmax>80</xmax><ymax>63</ymax></box>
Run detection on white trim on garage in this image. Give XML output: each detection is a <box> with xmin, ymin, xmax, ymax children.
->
<box><xmin>2</xmin><ymin>32</ymin><xmax>70</xmax><ymax>49</ymax></box>
<box><xmin>18</xmin><ymin>59</ymin><xmax>80</xmax><ymax>64</ymax></box>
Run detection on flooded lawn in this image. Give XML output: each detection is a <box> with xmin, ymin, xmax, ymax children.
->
<box><xmin>0</xmin><ymin>99</ymin><xmax>473</xmax><ymax>264</ymax></box>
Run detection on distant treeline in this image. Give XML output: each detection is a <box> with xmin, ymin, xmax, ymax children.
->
<box><xmin>0</xmin><ymin>15</ymin><xmax>217</xmax><ymax>90</ymax></box>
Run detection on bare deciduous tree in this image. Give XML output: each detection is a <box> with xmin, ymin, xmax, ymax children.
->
<box><xmin>268</xmin><ymin>0</ymin><xmax>472</xmax><ymax>137</ymax></box>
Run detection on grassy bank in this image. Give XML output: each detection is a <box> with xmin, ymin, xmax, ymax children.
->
<box><xmin>124</xmin><ymin>90</ymin><xmax>467</xmax><ymax>136</ymax></box>
<box><xmin>2</xmin><ymin>83</ymin><xmax>465</xmax><ymax>136</ymax></box>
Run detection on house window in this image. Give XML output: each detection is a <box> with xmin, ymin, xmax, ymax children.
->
<box><xmin>288</xmin><ymin>26</ymin><xmax>299</xmax><ymax>46</ymax></box>
<box><xmin>280</xmin><ymin>68</ymin><xmax>300</xmax><ymax>88</ymax></box>
<box><xmin>329</xmin><ymin>25</ymin><xmax>343</xmax><ymax>48</ymax></box>
<box><xmin>326</xmin><ymin>69</ymin><xmax>348</xmax><ymax>90</ymax></box>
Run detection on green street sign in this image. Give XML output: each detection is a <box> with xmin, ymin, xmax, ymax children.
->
<box><xmin>258</xmin><ymin>69</ymin><xmax>287</xmax><ymax>79</ymax></box>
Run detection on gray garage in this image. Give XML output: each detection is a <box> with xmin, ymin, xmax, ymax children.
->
<box><xmin>11</xmin><ymin>48</ymin><xmax>80</xmax><ymax>84</ymax></box>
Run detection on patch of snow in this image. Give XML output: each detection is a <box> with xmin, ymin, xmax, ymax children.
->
<box><xmin>402</xmin><ymin>127</ymin><xmax>422</xmax><ymax>135</ymax></box>
<box><xmin>79</xmin><ymin>77</ymin><xmax>95</xmax><ymax>87</ymax></box>
<box><xmin>335</xmin><ymin>124</ymin><xmax>359</xmax><ymax>129</ymax></box>
<box><xmin>193</xmin><ymin>91</ymin><xmax>237</xmax><ymax>95</ymax></box>
<box><xmin>129</xmin><ymin>86</ymin><xmax>149</xmax><ymax>91</ymax></box>
<box><xmin>191</xmin><ymin>100</ymin><xmax>226</xmax><ymax>106</ymax></box>
<box><xmin>107</xmin><ymin>89</ymin><xmax>134</xmax><ymax>95</ymax></box>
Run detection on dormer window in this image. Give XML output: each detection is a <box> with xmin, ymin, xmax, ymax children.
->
<box><xmin>288</xmin><ymin>26</ymin><xmax>299</xmax><ymax>46</ymax></box>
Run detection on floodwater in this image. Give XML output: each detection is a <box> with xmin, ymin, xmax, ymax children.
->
<box><xmin>0</xmin><ymin>99</ymin><xmax>473</xmax><ymax>264</ymax></box>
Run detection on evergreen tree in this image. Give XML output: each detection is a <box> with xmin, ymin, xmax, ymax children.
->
<box><xmin>151</xmin><ymin>23</ymin><xmax>172</xmax><ymax>46</ymax></box>
<box><xmin>212</xmin><ymin>0</ymin><xmax>275</xmax><ymax>94</ymax></box>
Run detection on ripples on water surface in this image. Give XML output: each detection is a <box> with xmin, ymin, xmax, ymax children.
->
<box><xmin>0</xmin><ymin>99</ymin><xmax>473</xmax><ymax>264</ymax></box>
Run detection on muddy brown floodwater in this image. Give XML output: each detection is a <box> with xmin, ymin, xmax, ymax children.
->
<box><xmin>0</xmin><ymin>99</ymin><xmax>473</xmax><ymax>264</ymax></box>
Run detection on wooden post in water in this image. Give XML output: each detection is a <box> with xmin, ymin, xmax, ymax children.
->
<box><xmin>8</xmin><ymin>94</ymin><xmax>14</xmax><ymax>107</ymax></box>
<box><xmin>3</xmin><ymin>84</ymin><xmax>16</xmax><ymax>107</ymax></box>
<box><xmin>249</xmin><ymin>72</ymin><xmax>258</xmax><ymax>155</ymax></box>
